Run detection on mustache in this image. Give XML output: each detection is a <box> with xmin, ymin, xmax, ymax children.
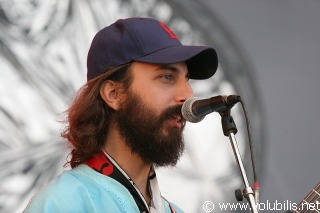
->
<box><xmin>160</xmin><ymin>105</ymin><xmax>184</xmax><ymax>122</ymax></box>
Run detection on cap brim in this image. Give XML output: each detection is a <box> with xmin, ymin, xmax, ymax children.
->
<box><xmin>134</xmin><ymin>45</ymin><xmax>218</xmax><ymax>79</ymax></box>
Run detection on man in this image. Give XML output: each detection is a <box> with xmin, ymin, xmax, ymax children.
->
<box><xmin>24</xmin><ymin>17</ymin><xmax>218</xmax><ymax>213</ymax></box>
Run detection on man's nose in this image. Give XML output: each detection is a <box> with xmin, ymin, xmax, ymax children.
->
<box><xmin>175</xmin><ymin>81</ymin><xmax>194</xmax><ymax>105</ymax></box>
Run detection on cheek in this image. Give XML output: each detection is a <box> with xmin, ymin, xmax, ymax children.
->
<box><xmin>145</xmin><ymin>90</ymin><xmax>172</xmax><ymax>114</ymax></box>
<box><xmin>130</xmin><ymin>80</ymin><xmax>173</xmax><ymax>115</ymax></box>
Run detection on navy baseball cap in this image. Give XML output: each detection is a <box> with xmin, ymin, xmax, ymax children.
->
<box><xmin>87</xmin><ymin>17</ymin><xmax>218</xmax><ymax>81</ymax></box>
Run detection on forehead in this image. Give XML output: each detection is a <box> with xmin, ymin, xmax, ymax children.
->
<box><xmin>131</xmin><ymin>62</ymin><xmax>189</xmax><ymax>77</ymax></box>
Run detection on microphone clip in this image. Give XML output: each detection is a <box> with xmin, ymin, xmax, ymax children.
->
<box><xmin>219</xmin><ymin>109</ymin><xmax>238</xmax><ymax>136</ymax></box>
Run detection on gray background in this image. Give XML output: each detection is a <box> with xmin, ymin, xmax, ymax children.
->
<box><xmin>206</xmin><ymin>0</ymin><xmax>320</xmax><ymax>204</ymax></box>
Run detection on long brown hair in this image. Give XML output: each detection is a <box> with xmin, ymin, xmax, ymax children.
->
<box><xmin>62</xmin><ymin>63</ymin><xmax>133</xmax><ymax>168</ymax></box>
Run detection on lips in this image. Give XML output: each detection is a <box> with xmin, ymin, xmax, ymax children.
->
<box><xmin>170</xmin><ymin>114</ymin><xmax>185</xmax><ymax>128</ymax></box>
<box><xmin>172</xmin><ymin>114</ymin><xmax>181</xmax><ymax>122</ymax></box>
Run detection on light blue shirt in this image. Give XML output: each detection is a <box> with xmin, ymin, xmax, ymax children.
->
<box><xmin>24</xmin><ymin>164</ymin><xmax>184</xmax><ymax>213</ymax></box>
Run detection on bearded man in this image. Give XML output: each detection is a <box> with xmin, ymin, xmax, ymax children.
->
<box><xmin>24</xmin><ymin>17</ymin><xmax>218</xmax><ymax>213</ymax></box>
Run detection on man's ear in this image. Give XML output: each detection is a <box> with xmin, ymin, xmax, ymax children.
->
<box><xmin>100</xmin><ymin>80</ymin><xmax>123</xmax><ymax>110</ymax></box>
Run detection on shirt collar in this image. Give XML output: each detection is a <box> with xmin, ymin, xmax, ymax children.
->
<box><xmin>87</xmin><ymin>150</ymin><xmax>165</xmax><ymax>213</ymax></box>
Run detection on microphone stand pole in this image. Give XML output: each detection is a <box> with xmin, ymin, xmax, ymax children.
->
<box><xmin>219</xmin><ymin>109</ymin><xmax>258</xmax><ymax>213</ymax></box>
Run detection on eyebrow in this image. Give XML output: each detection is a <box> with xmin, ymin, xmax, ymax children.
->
<box><xmin>155</xmin><ymin>64</ymin><xmax>190</xmax><ymax>79</ymax></box>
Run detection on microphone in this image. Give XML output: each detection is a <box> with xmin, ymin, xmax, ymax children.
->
<box><xmin>181</xmin><ymin>95</ymin><xmax>240</xmax><ymax>123</ymax></box>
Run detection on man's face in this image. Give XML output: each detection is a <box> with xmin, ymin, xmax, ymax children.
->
<box><xmin>116</xmin><ymin>62</ymin><xmax>194</xmax><ymax>166</ymax></box>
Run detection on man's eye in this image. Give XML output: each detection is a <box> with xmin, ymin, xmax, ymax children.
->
<box><xmin>162</xmin><ymin>74</ymin><xmax>173</xmax><ymax>81</ymax></box>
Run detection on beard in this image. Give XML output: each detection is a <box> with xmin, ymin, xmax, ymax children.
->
<box><xmin>115</xmin><ymin>90</ymin><xmax>185</xmax><ymax>167</ymax></box>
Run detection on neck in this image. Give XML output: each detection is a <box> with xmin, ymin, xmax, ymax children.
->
<box><xmin>103</xmin><ymin>124</ymin><xmax>152</xmax><ymax>204</ymax></box>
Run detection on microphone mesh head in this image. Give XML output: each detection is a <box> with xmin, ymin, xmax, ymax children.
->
<box><xmin>181</xmin><ymin>97</ymin><xmax>205</xmax><ymax>123</ymax></box>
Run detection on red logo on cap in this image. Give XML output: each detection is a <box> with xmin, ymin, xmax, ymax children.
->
<box><xmin>160</xmin><ymin>22</ymin><xmax>179</xmax><ymax>40</ymax></box>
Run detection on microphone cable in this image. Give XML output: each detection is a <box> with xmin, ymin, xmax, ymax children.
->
<box><xmin>238</xmin><ymin>96</ymin><xmax>260</xmax><ymax>203</ymax></box>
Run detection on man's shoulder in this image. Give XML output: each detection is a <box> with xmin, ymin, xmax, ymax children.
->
<box><xmin>33</xmin><ymin>163</ymin><xmax>136</xmax><ymax>199</ymax></box>
<box><xmin>24</xmin><ymin>164</ymin><xmax>140</xmax><ymax>213</ymax></box>
<box><xmin>23</xmin><ymin>165</ymin><xmax>100</xmax><ymax>212</ymax></box>
<box><xmin>34</xmin><ymin>164</ymin><xmax>102</xmax><ymax>195</ymax></box>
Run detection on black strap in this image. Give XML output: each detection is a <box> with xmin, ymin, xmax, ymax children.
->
<box><xmin>109</xmin><ymin>168</ymin><xmax>149</xmax><ymax>212</ymax></box>
<box><xmin>87</xmin><ymin>152</ymin><xmax>177</xmax><ymax>213</ymax></box>
<box><xmin>87</xmin><ymin>152</ymin><xmax>149</xmax><ymax>212</ymax></box>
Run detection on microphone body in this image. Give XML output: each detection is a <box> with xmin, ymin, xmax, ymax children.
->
<box><xmin>182</xmin><ymin>95</ymin><xmax>240</xmax><ymax>123</ymax></box>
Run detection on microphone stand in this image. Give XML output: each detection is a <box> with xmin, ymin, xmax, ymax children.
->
<box><xmin>219</xmin><ymin>109</ymin><xmax>258</xmax><ymax>213</ymax></box>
